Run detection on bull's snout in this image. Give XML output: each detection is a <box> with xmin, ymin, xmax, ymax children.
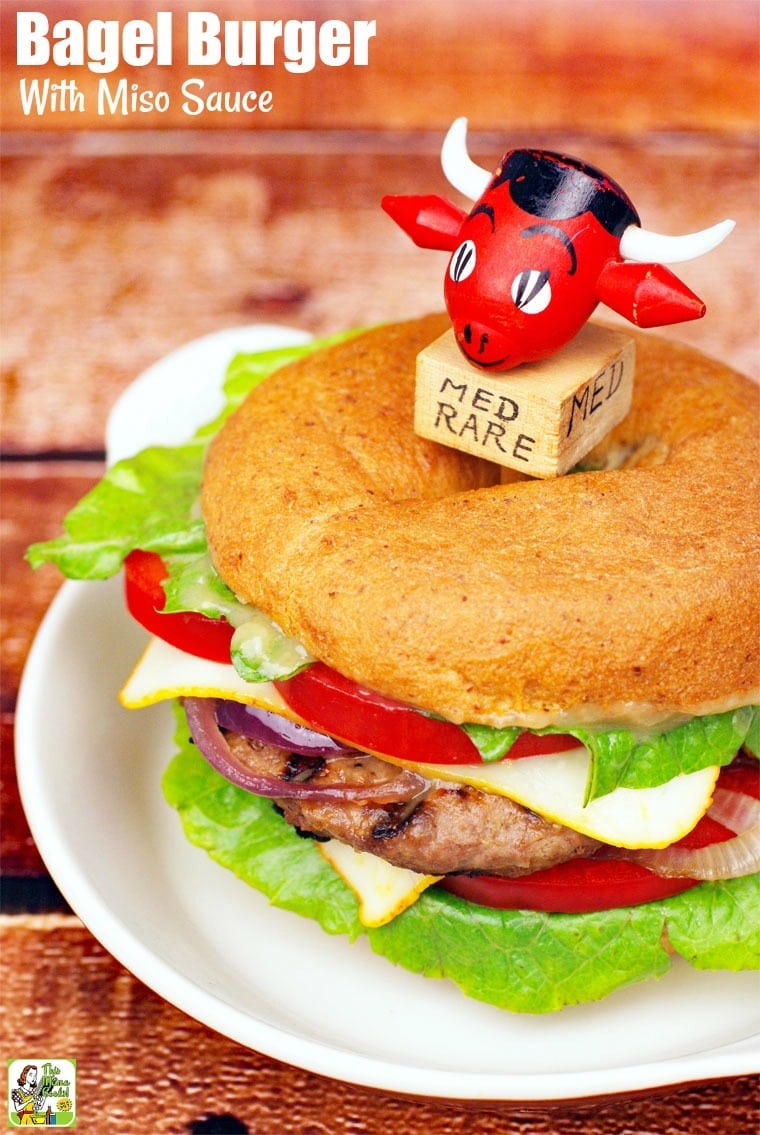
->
<box><xmin>461</xmin><ymin>322</ymin><xmax>490</xmax><ymax>355</ymax></box>
<box><xmin>452</xmin><ymin>318</ymin><xmax>515</xmax><ymax>370</ymax></box>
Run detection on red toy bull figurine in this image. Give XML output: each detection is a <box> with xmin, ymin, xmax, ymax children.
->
<box><xmin>384</xmin><ymin>119</ymin><xmax>733</xmax><ymax>476</ymax></box>
<box><xmin>383</xmin><ymin>117</ymin><xmax>733</xmax><ymax>372</ymax></box>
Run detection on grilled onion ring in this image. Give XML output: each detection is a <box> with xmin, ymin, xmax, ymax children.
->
<box><xmin>202</xmin><ymin>315</ymin><xmax>759</xmax><ymax>729</ymax></box>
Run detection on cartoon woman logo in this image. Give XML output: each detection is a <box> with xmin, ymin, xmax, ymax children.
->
<box><xmin>10</xmin><ymin>1065</ymin><xmax>47</xmax><ymax>1126</ymax></box>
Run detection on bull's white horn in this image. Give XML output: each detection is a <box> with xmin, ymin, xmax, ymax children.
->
<box><xmin>441</xmin><ymin>117</ymin><xmax>492</xmax><ymax>201</ymax></box>
<box><xmin>619</xmin><ymin>218</ymin><xmax>735</xmax><ymax>264</ymax></box>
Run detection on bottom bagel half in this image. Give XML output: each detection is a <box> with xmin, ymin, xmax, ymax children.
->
<box><xmin>164</xmin><ymin>699</ymin><xmax>758</xmax><ymax>1014</ymax></box>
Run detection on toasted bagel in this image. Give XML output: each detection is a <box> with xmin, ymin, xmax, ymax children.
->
<box><xmin>202</xmin><ymin>315</ymin><xmax>759</xmax><ymax>729</ymax></box>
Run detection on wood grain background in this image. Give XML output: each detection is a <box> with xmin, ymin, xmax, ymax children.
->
<box><xmin>3</xmin><ymin>0</ymin><xmax>758</xmax><ymax>133</ymax></box>
<box><xmin>2</xmin><ymin>1</ymin><xmax>759</xmax><ymax>1131</ymax></box>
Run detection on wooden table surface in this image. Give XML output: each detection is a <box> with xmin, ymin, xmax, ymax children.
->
<box><xmin>2</xmin><ymin>2</ymin><xmax>758</xmax><ymax>1131</ymax></box>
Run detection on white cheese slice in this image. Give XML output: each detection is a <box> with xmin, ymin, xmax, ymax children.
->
<box><xmin>121</xmin><ymin>640</ymin><xmax>440</xmax><ymax>926</ymax></box>
<box><xmin>318</xmin><ymin>840</ymin><xmax>440</xmax><ymax>927</ymax></box>
<box><xmin>383</xmin><ymin>750</ymin><xmax>718</xmax><ymax>849</ymax></box>
<box><xmin>119</xmin><ymin>635</ymin><xmax>294</xmax><ymax>716</ymax></box>
<box><xmin>120</xmin><ymin>637</ymin><xmax>718</xmax><ymax>848</ymax></box>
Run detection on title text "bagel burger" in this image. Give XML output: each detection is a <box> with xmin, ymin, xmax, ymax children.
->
<box><xmin>16</xmin><ymin>12</ymin><xmax>377</xmax><ymax>74</ymax></box>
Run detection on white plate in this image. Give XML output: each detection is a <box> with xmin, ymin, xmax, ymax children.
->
<box><xmin>16</xmin><ymin>327</ymin><xmax>760</xmax><ymax>1102</ymax></box>
<box><xmin>104</xmin><ymin>324</ymin><xmax>312</xmax><ymax>465</ymax></box>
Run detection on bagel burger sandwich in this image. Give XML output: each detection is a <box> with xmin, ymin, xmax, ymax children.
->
<box><xmin>29</xmin><ymin>315</ymin><xmax>759</xmax><ymax>1013</ymax></box>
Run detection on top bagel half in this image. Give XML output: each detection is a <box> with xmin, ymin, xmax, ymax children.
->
<box><xmin>202</xmin><ymin>314</ymin><xmax>759</xmax><ymax>730</ymax></box>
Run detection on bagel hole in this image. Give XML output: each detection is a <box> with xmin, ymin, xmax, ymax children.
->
<box><xmin>573</xmin><ymin>435</ymin><xmax>669</xmax><ymax>473</ymax></box>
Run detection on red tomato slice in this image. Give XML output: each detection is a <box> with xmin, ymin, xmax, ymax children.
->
<box><xmin>275</xmin><ymin>661</ymin><xmax>579</xmax><ymax>765</ymax></box>
<box><xmin>504</xmin><ymin>732</ymin><xmax>581</xmax><ymax>759</ymax></box>
<box><xmin>276</xmin><ymin>662</ymin><xmax>481</xmax><ymax>764</ymax></box>
<box><xmin>438</xmin><ymin>766</ymin><xmax>746</xmax><ymax>913</ymax></box>
<box><xmin>439</xmin><ymin>860</ymin><xmax>700</xmax><ymax>914</ymax></box>
<box><xmin>718</xmin><ymin>762</ymin><xmax>760</xmax><ymax>800</ymax></box>
<box><xmin>675</xmin><ymin>812</ymin><xmax>735</xmax><ymax>850</ymax></box>
<box><xmin>124</xmin><ymin>550</ymin><xmax>234</xmax><ymax>663</ymax></box>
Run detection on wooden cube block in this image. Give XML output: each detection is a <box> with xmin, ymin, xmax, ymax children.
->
<box><xmin>415</xmin><ymin>323</ymin><xmax>635</xmax><ymax>478</ymax></box>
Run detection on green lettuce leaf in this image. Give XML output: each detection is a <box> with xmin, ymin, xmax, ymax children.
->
<box><xmin>163</xmin><ymin>703</ymin><xmax>361</xmax><ymax>940</ymax></box>
<box><xmin>745</xmin><ymin>711</ymin><xmax>760</xmax><ymax>758</ymax></box>
<box><xmin>195</xmin><ymin>328</ymin><xmax>363</xmax><ymax>441</ymax></box>
<box><xmin>468</xmin><ymin>707</ymin><xmax>759</xmax><ymax>802</ymax></box>
<box><xmin>461</xmin><ymin>721</ymin><xmax>521</xmax><ymax>762</ymax></box>
<box><xmin>26</xmin><ymin>443</ymin><xmax>206</xmax><ymax>578</ymax></box>
<box><xmin>573</xmin><ymin>706</ymin><xmax>759</xmax><ymax>801</ymax></box>
<box><xmin>162</xmin><ymin>552</ymin><xmax>250</xmax><ymax>623</ymax></box>
<box><xmin>163</xmin><ymin>704</ymin><xmax>760</xmax><ymax>1014</ymax></box>
<box><xmin>27</xmin><ymin>330</ymin><xmax>359</xmax><ymax>579</ymax></box>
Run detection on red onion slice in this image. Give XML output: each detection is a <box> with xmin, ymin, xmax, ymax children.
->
<box><xmin>184</xmin><ymin>697</ymin><xmax>427</xmax><ymax>804</ymax></box>
<box><xmin>215</xmin><ymin>699</ymin><xmax>350</xmax><ymax>756</ymax></box>
<box><xmin>708</xmin><ymin>787</ymin><xmax>760</xmax><ymax>834</ymax></box>
<box><xmin>624</xmin><ymin>789</ymin><xmax>760</xmax><ymax>881</ymax></box>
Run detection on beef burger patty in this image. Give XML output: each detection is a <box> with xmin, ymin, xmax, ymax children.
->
<box><xmin>225</xmin><ymin>731</ymin><xmax>600</xmax><ymax>876</ymax></box>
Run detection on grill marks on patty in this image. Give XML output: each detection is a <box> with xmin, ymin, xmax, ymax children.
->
<box><xmin>225</xmin><ymin>731</ymin><xmax>600</xmax><ymax>877</ymax></box>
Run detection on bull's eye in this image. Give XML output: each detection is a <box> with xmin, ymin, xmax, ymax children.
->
<box><xmin>511</xmin><ymin>269</ymin><xmax>552</xmax><ymax>314</ymax></box>
<box><xmin>449</xmin><ymin>240</ymin><xmax>476</xmax><ymax>283</ymax></box>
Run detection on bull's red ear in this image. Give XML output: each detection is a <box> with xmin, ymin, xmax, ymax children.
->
<box><xmin>596</xmin><ymin>260</ymin><xmax>706</xmax><ymax>327</ymax></box>
<box><xmin>381</xmin><ymin>194</ymin><xmax>465</xmax><ymax>251</ymax></box>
